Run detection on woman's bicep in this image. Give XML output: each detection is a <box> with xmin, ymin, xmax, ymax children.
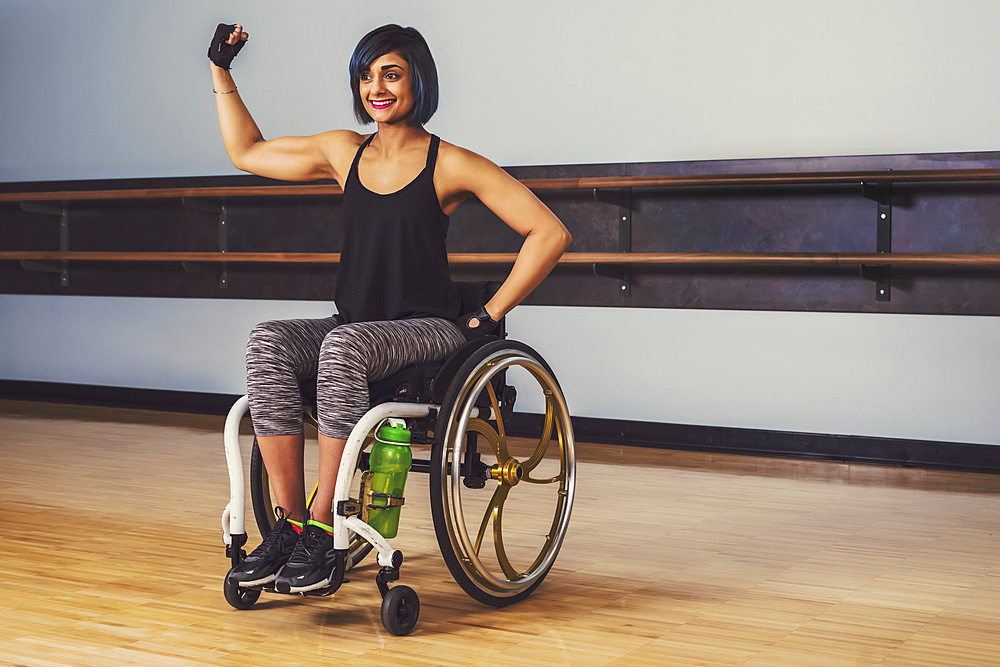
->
<box><xmin>236</xmin><ymin>134</ymin><xmax>339</xmax><ymax>182</ymax></box>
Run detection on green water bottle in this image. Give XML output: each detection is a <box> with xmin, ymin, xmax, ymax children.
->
<box><xmin>367</xmin><ymin>419</ymin><xmax>412</xmax><ymax>538</ymax></box>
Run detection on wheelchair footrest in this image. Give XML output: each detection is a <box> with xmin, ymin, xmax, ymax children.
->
<box><xmin>238</xmin><ymin>578</ymin><xmax>345</xmax><ymax>597</ymax></box>
<box><xmin>299</xmin><ymin>585</ymin><xmax>340</xmax><ymax>598</ymax></box>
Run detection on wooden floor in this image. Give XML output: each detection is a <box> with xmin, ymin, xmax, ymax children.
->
<box><xmin>1</xmin><ymin>399</ymin><xmax>998</xmax><ymax>666</ymax></box>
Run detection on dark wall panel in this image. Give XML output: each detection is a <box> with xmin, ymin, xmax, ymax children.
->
<box><xmin>3</xmin><ymin>152</ymin><xmax>1000</xmax><ymax>314</ymax></box>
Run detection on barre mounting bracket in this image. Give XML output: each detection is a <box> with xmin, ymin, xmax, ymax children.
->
<box><xmin>860</xmin><ymin>181</ymin><xmax>892</xmax><ymax>302</ymax></box>
<box><xmin>19</xmin><ymin>201</ymin><xmax>69</xmax><ymax>286</ymax></box>
<box><xmin>182</xmin><ymin>198</ymin><xmax>229</xmax><ymax>288</ymax></box>
<box><xmin>592</xmin><ymin>188</ymin><xmax>632</xmax><ymax>297</ymax></box>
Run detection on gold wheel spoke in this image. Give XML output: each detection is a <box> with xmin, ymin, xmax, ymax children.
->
<box><xmin>491</xmin><ymin>486</ymin><xmax>521</xmax><ymax>581</ymax></box>
<box><xmin>522</xmin><ymin>395</ymin><xmax>555</xmax><ymax>473</ymax></box>
<box><xmin>485</xmin><ymin>381</ymin><xmax>510</xmax><ymax>460</ymax></box>
<box><xmin>523</xmin><ymin>473</ymin><xmax>564</xmax><ymax>485</ymax></box>
<box><xmin>525</xmin><ymin>492</ymin><xmax>568</xmax><ymax>573</ymax></box>
<box><xmin>468</xmin><ymin>418</ymin><xmax>502</xmax><ymax>460</ymax></box>
<box><xmin>473</xmin><ymin>483</ymin><xmax>508</xmax><ymax>555</ymax></box>
<box><xmin>523</xmin><ymin>405</ymin><xmax>565</xmax><ymax>484</ymax></box>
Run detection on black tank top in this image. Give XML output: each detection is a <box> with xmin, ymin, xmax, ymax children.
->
<box><xmin>335</xmin><ymin>134</ymin><xmax>460</xmax><ymax>323</ymax></box>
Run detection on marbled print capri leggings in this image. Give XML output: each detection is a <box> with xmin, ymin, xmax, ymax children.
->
<box><xmin>246</xmin><ymin>315</ymin><xmax>466</xmax><ymax>439</ymax></box>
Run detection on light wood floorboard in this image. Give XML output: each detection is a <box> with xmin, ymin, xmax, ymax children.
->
<box><xmin>1</xmin><ymin>399</ymin><xmax>998</xmax><ymax>666</ymax></box>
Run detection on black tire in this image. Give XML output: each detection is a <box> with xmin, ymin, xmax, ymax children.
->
<box><xmin>223</xmin><ymin>571</ymin><xmax>261</xmax><ymax>610</ymax></box>
<box><xmin>430</xmin><ymin>340</ymin><xmax>576</xmax><ymax>607</ymax></box>
<box><xmin>249</xmin><ymin>437</ymin><xmax>373</xmax><ymax>569</ymax></box>
<box><xmin>380</xmin><ymin>585</ymin><xmax>420</xmax><ymax>636</ymax></box>
<box><xmin>249</xmin><ymin>437</ymin><xmax>274</xmax><ymax>539</ymax></box>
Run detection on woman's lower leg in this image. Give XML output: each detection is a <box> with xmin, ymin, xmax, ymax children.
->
<box><xmin>255</xmin><ymin>433</ymin><xmax>307</xmax><ymax>524</ymax></box>
<box><xmin>310</xmin><ymin>433</ymin><xmax>348</xmax><ymax>527</ymax></box>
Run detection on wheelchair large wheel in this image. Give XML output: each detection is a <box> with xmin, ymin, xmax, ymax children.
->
<box><xmin>430</xmin><ymin>340</ymin><xmax>575</xmax><ymax>607</ymax></box>
<box><xmin>249</xmin><ymin>437</ymin><xmax>374</xmax><ymax>570</ymax></box>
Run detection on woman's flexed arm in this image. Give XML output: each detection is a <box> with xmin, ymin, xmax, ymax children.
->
<box><xmin>208</xmin><ymin>24</ymin><xmax>340</xmax><ymax>182</ymax></box>
<box><xmin>439</xmin><ymin>145</ymin><xmax>572</xmax><ymax>325</ymax></box>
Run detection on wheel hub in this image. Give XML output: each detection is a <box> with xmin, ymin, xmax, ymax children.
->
<box><xmin>490</xmin><ymin>459</ymin><xmax>523</xmax><ymax>486</ymax></box>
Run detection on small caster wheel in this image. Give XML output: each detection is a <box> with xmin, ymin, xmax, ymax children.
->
<box><xmin>223</xmin><ymin>572</ymin><xmax>261</xmax><ymax>610</ymax></box>
<box><xmin>380</xmin><ymin>585</ymin><xmax>420</xmax><ymax>636</ymax></box>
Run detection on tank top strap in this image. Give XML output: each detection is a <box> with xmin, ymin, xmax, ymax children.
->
<box><xmin>425</xmin><ymin>135</ymin><xmax>441</xmax><ymax>178</ymax></box>
<box><xmin>347</xmin><ymin>133</ymin><xmax>377</xmax><ymax>185</ymax></box>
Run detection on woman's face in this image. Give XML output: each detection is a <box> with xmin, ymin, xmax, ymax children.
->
<box><xmin>359</xmin><ymin>51</ymin><xmax>414</xmax><ymax>125</ymax></box>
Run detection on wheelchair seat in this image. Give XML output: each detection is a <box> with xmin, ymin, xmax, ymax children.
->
<box><xmin>298</xmin><ymin>280</ymin><xmax>506</xmax><ymax>409</ymax></box>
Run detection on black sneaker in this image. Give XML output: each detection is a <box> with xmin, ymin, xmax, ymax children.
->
<box><xmin>273</xmin><ymin>523</ymin><xmax>337</xmax><ymax>594</ymax></box>
<box><xmin>227</xmin><ymin>508</ymin><xmax>300</xmax><ymax>587</ymax></box>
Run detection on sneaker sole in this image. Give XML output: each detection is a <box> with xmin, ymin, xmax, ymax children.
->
<box><xmin>274</xmin><ymin>572</ymin><xmax>333</xmax><ymax>594</ymax></box>
<box><xmin>236</xmin><ymin>573</ymin><xmax>276</xmax><ymax>588</ymax></box>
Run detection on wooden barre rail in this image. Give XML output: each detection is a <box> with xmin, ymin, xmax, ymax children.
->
<box><xmin>5</xmin><ymin>168</ymin><xmax>1000</xmax><ymax>203</ymax></box>
<box><xmin>5</xmin><ymin>251</ymin><xmax>1000</xmax><ymax>267</ymax></box>
<box><xmin>6</xmin><ymin>169</ymin><xmax>1000</xmax><ymax>275</ymax></box>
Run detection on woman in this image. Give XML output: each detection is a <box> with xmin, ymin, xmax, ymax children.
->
<box><xmin>211</xmin><ymin>23</ymin><xmax>571</xmax><ymax>594</ymax></box>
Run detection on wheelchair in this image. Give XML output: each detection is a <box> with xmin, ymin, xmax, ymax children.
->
<box><xmin>221</xmin><ymin>282</ymin><xmax>576</xmax><ymax>635</ymax></box>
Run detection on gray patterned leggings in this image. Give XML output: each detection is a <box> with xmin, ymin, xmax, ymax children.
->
<box><xmin>246</xmin><ymin>316</ymin><xmax>465</xmax><ymax>439</ymax></box>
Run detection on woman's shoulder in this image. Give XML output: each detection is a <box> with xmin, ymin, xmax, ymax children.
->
<box><xmin>435</xmin><ymin>138</ymin><xmax>501</xmax><ymax>183</ymax></box>
<box><xmin>315</xmin><ymin>130</ymin><xmax>371</xmax><ymax>182</ymax></box>
<box><xmin>436</xmin><ymin>137</ymin><xmax>484</xmax><ymax>162</ymax></box>
<box><xmin>317</xmin><ymin>130</ymin><xmax>371</xmax><ymax>155</ymax></box>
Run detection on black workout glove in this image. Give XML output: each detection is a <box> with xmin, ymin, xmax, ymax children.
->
<box><xmin>457</xmin><ymin>307</ymin><xmax>499</xmax><ymax>341</ymax></box>
<box><xmin>208</xmin><ymin>23</ymin><xmax>246</xmax><ymax>70</ymax></box>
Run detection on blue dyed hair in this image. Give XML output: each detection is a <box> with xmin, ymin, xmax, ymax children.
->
<box><xmin>349</xmin><ymin>25</ymin><xmax>439</xmax><ymax>127</ymax></box>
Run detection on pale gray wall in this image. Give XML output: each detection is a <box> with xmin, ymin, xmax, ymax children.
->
<box><xmin>5</xmin><ymin>0</ymin><xmax>1000</xmax><ymax>178</ymax></box>
<box><xmin>3</xmin><ymin>295</ymin><xmax>999</xmax><ymax>445</ymax></box>
<box><xmin>2</xmin><ymin>0</ymin><xmax>999</xmax><ymax>445</ymax></box>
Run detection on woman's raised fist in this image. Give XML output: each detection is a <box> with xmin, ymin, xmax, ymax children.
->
<box><xmin>208</xmin><ymin>23</ymin><xmax>248</xmax><ymax>70</ymax></box>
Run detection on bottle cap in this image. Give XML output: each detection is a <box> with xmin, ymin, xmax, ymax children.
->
<box><xmin>376</xmin><ymin>422</ymin><xmax>411</xmax><ymax>444</ymax></box>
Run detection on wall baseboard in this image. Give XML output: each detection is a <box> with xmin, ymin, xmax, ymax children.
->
<box><xmin>0</xmin><ymin>380</ymin><xmax>239</xmax><ymax>416</ymax></box>
<box><xmin>3</xmin><ymin>380</ymin><xmax>997</xmax><ymax>474</ymax></box>
<box><xmin>507</xmin><ymin>414</ymin><xmax>1000</xmax><ymax>474</ymax></box>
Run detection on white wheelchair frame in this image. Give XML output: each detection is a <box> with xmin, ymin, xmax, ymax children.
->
<box><xmin>223</xmin><ymin>396</ymin><xmax>434</xmax><ymax>572</ymax></box>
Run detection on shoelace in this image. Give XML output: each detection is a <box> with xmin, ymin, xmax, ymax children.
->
<box><xmin>286</xmin><ymin>525</ymin><xmax>331</xmax><ymax>566</ymax></box>
<box><xmin>247</xmin><ymin>508</ymin><xmax>291</xmax><ymax>558</ymax></box>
